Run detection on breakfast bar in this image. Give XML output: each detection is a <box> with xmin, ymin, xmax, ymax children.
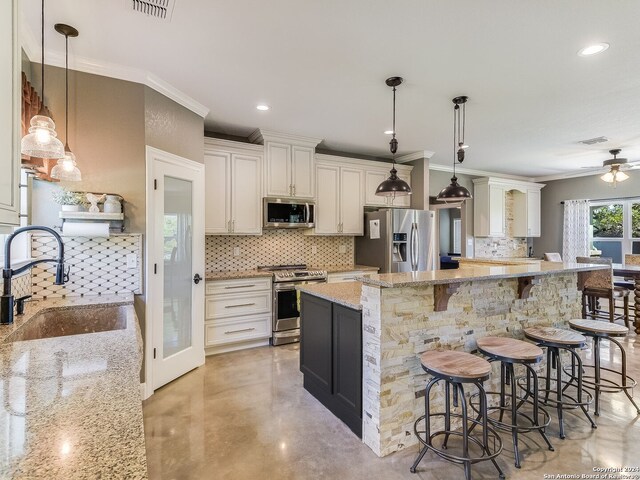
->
<box><xmin>299</xmin><ymin>261</ymin><xmax>608</xmax><ymax>458</ymax></box>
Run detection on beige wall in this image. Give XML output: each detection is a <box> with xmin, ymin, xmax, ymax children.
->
<box><xmin>144</xmin><ymin>87</ymin><xmax>204</xmax><ymax>163</ymax></box>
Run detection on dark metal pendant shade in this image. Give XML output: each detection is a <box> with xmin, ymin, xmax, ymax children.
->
<box><xmin>437</xmin><ymin>95</ymin><xmax>472</xmax><ymax>202</ymax></box>
<box><xmin>375</xmin><ymin>76</ymin><xmax>412</xmax><ymax>197</ymax></box>
<box><xmin>375</xmin><ymin>167</ymin><xmax>412</xmax><ymax>197</ymax></box>
<box><xmin>436</xmin><ymin>176</ymin><xmax>472</xmax><ymax>201</ymax></box>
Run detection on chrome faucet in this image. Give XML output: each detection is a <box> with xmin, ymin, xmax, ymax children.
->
<box><xmin>1</xmin><ymin>226</ymin><xmax>68</xmax><ymax>325</ymax></box>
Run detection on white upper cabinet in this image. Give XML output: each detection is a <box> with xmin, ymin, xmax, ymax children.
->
<box><xmin>0</xmin><ymin>0</ymin><xmax>20</xmax><ymax>228</ymax></box>
<box><xmin>204</xmin><ymin>138</ymin><xmax>263</xmax><ymax>235</ymax></box>
<box><xmin>474</xmin><ymin>177</ymin><xmax>544</xmax><ymax>238</ymax></box>
<box><xmin>264</xmin><ymin>142</ymin><xmax>291</xmax><ymax>197</ymax></box>
<box><xmin>364</xmin><ymin>166</ymin><xmax>413</xmax><ymax>208</ymax></box>
<box><xmin>291</xmin><ymin>146</ymin><xmax>314</xmax><ymax>198</ymax></box>
<box><xmin>250</xmin><ymin>129</ymin><xmax>322</xmax><ymax>199</ymax></box>
<box><xmin>513</xmin><ymin>188</ymin><xmax>542</xmax><ymax>237</ymax></box>
<box><xmin>315</xmin><ymin>162</ymin><xmax>364</xmax><ymax>235</ymax></box>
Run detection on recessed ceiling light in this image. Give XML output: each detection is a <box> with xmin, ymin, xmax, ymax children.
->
<box><xmin>578</xmin><ymin>43</ymin><xmax>609</xmax><ymax>57</ymax></box>
<box><xmin>256</xmin><ymin>104</ymin><xmax>270</xmax><ymax>111</ymax></box>
<box><xmin>384</xmin><ymin>130</ymin><xmax>394</xmax><ymax>135</ymax></box>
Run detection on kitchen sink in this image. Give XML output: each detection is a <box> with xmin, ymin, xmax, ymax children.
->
<box><xmin>4</xmin><ymin>305</ymin><xmax>128</xmax><ymax>343</ymax></box>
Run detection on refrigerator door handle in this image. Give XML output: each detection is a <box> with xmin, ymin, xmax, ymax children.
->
<box><xmin>410</xmin><ymin>222</ymin><xmax>419</xmax><ymax>271</ymax></box>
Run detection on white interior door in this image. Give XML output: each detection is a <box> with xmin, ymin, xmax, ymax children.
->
<box><xmin>147</xmin><ymin>147</ymin><xmax>205</xmax><ymax>391</ymax></box>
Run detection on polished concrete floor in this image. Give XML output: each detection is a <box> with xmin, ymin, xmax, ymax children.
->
<box><xmin>143</xmin><ymin>332</ymin><xmax>640</xmax><ymax>480</ymax></box>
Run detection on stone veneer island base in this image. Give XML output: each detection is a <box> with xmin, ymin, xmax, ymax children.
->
<box><xmin>357</xmin><ymin>262</ymin><xmax>607</xmax><ymax>457</ymax></box>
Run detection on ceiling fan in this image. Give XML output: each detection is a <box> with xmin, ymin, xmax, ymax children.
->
<box><xmin>581</xmin><ymin>149</ymin><xmax>640</xmax><ymax>185</ymax></box>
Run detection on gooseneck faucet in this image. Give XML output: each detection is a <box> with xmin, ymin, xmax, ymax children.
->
<box><xmin>1</xmin><ymin>226</ymin><xmax>68</xmax><ymax>325</ymax></box>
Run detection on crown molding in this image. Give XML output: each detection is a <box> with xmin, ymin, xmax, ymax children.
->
<box><xmin>248</xmin><ymin>128</ymin><xmax>323</xmax><ymax>147</ymax></box>
<box><xmin>19</xmin><ymin>16</ymin><xmax>209</xmax><ymax>118</ymax></box>
<box><xmin>428</xmin><ymin>162</ymin><xmax>533</xmax><ymax>182</ymax></box>
<box><xmin>395</xmin><ymin>150</ymin><xmax>435</xmax><ymax>163</ymax></box>
<box><xmin>531</xmin><ymin>169</ymin><xmax>603</xmax><ymax>182</ymax></box>
<box><xmin>204</xmin><ymin>136</ymin><xmax>264</xmax><ymax>153</ymax></box>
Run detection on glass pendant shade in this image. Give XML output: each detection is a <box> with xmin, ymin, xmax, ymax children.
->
<box><xmin>51</xmin><ymin>150</ymin><xmax>82</xmax><ymax>181</ymax></box>
<box><xmin>375</xmin><ymin>167</ymin><xmax>412</xmax><ymax>197</ymax></box>
<box><xmin>21</xmin><ymin>114</ymin><xmax>65</xmax><ymax>159</ymax></box>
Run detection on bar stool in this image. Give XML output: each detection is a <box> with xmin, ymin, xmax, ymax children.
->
<box><xmin>470</xmin><ymin>336</ymin><xmax>554</xmax><ymax>468</ymax></box>
<box><xmin>410</xmin><ymin>350</ymin><xmax>505</xmax><ymax>480</ymax></box>
<box><xmin>568</xmin><ymin>319</ymin><xmax>640</xmax><ymax>416</ymax></box>
<box><xmin>523</xmin><ymin>326</ymin><xmax>596</xmax><ymax>439</ymax></box>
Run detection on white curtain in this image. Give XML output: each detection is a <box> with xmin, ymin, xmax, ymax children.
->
<box><xmin>562</xmin><ymin>199</ymin><xmax>590</xmax><ymax>262</ymax></box>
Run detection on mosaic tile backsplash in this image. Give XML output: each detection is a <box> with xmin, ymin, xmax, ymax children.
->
<box><xmin>11</xmin><ymin>273</ymin><xmax>32</xmax><ymax>300</ymax></box>
<box><xmin>474</xmin><ymin>191</ymin><xmax>528</xmax><ymax>258</ymax></box>
<box><xmin>31</xmin><ymin>234</ymin><xmax>143</xmax><ymax>298</ymax></box>
<box><xmin>206</xmin><ymin>230</ymin><xmax>355</xmax><ymax>271</ymax></box>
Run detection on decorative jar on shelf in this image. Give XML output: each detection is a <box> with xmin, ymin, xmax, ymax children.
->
<box><xmin>104</xmin><ymin>195</ymin><xmax>122</xmax><ymax>214</ymax></box>
<box><xmin>60</xmin><ymin>204</ymin><xmax>81</xmax><ymax>212</ymax></box>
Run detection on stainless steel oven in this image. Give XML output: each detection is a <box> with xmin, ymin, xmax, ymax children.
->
<box><xmin>258</xmin><ymin>265</ymin><xmax>327</xmax><ymax>346</ymax></box>
<box><xmin>263</xmin><ymin>198</ymin><xmax>315</xmax><ymax>229</ymax></box>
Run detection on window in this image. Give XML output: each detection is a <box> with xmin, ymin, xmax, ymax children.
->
<box><xmin>590</xmin><ymin>198</ymin><xmax>640</xmax><ymax>263</ymax></box>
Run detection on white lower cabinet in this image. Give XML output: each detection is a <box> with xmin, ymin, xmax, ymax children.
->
<box><xmin>205</xmin><ymin>277</ymin><xmax>272</xmax><ymax>354</ymax></box>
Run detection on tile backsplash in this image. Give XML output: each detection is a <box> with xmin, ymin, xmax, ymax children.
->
<box><xmin>474</xmin><ymin>190</ymin><xmax>528</xmax><ymax>258</ymax></box>
<box><xmin>31</xmin><ymin>234</ymin><xmax>143</xmax><ymax>298</ymax></box>
<box><xmin>11</xmin><ymin>272</ymin><xmax>32</xmax><ymax>300</ymax></box>
<box><xmin>206</xmin><ymin>230</ymin><xmax>354</xmax><ymax>271</ymax></box>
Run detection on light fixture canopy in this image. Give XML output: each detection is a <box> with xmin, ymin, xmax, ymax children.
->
<box><xmin>21</xmin><ymin>0</ymin><xmax>65</xmax><ymax>159</ymax></box>
<box><xmin>437</xmin><ymin>96</ymin><xmax>472</xmax><ymax>202</ymax></box>
<box><xmin>50</xmin><ymin>23</ymin><xmax>81</xmax><ymax>182</ymax></box>
<box><xmin>375</xmin><ymin>77</ymin><xmax>412</xmax><ymax>198</ymax></box>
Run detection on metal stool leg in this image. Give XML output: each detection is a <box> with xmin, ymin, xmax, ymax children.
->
<box><xmin>593</xmin><ymin>336</ymin><xmax>601</xmax><ymax>416</ymax></box>
<box><xmin>526</xmin><ymin>363</ymin><xmax>554</xmax><ymax>451</ymax></box>
<box><xmin>476</xmin><ymin>381</ymin><xmax>506</xmax><ymax>480</ymax></box>
<box><xmin>568</xmin><ymin>347</ymin><xmax>597</xmax><ymax>429</ymax></box>
<box><xmin>552</xmin><ymin>347</ymin><xmax>566</xmax><ymax>439</ymax></box>
<box><xmin>457</xmin><ymin>383</ymin><xmax>471</xmax><ymax>480</ymax></box>
<box><xmin>442</xmin><ymin>381</ymin><xmax>452</xmax><ymax>449</ymax></box>
<box><xmin>410</xmin><ymin>377</ymin><xmax>439</xmax><ymax>473</ymax></box>
<box><xmin>508</xmin><ymin>363</ymin><xmax>521</xmax><ymax>468</ymax></box>
<box><xmin>610</xmin><ymin>336</ymin><xmax>640</xmax><ymax>414</ymax></box>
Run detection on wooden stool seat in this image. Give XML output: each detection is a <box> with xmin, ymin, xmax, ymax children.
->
<box><xmin>477</xmin><ymin>336</ymin><xmax>543</xmax><ymax>362</ymax></box>
<box><xmin>420</xmin><ymin>350</ymin><xmax>491</xmax><ymax>380</ymax></box>
<box><xmin>523</xmin><ymin>326</ymin><xmax>586</xmax><ymax>346</ymax></box>
<box><xmin>569</xmin><ymin>319</ymin><xmax>629</xmax><ymax>337</ymax></box>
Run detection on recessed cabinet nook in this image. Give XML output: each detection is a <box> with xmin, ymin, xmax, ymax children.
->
<box><xmin>203</xmin><ymin>130</ymin><xmax>413</xmax><ymax>237</ymax></box>
<box><xmin>473</xmin><ymin>177</ymin><xmax>545</xmax><ymax>238</ymax></box>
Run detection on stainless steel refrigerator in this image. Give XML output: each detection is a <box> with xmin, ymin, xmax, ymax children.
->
<box><xmin>355</xmin><ymin>209</ymin><xmax>437</xmax><ymax>273</ymax></box>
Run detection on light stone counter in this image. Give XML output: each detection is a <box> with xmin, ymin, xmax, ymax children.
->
<box><xmin>359</xmin><ymin>263</ymin><xmax>607</xmax><ymax>458</ymax></box>
<box><xmin>456</xmin><ymin>257</ymin><xmax>542</xmax><ymax>266</ymax></box>
<box><xmin>318</xmin><ymin>265</ymin><xmax>379</xmax><ymax>273</ymax></box>
<box><xmin>205</xmin><ymin>270</ymin><xmax>274</xmax><ymax>281</ymax></box>
<box><xmin>0</xmin><ymin>294</ymin><xmax>147</xmax><ymax>479</ymax></box>
<box><xmin>357</xmin><ymin>261</ymin><xmax>607</xmax><ymax>288</ymax></box>
<box><xmin>296</xmin><ymin>281</ymin><xmax>363</xmax><ymax>310</ymax></box>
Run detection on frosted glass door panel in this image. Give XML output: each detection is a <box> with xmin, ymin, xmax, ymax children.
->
<box><xmin>163</xmin><ymin>176</ymin><xmax>193</xmax><ymax>358</ymax></box>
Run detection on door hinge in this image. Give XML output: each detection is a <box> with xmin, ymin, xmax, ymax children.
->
<box><xmin>154</xmin><ymin>263</ymin><xmax>157</xmax><ymax>274</ymax></box>
<box><xmin>153</xmin><ymin>348</ymin><xmax>156</xmax><ymax>359</ymax></box>
<box><xmin>154</xmin><ymin>179</ymin><xmax>157</xmax><ymax>190</ymax></box>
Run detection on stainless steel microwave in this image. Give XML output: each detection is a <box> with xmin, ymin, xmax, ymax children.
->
<box><xmin>263</xmin><ymin>198</ymin><xmax>315</xmax><ymax>229</ymax></box>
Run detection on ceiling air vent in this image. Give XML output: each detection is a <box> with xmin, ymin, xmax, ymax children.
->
<box><xmin>579</xmin><ymin>136</ymin><xmax>609</xmax><ymax>146</ymax></box>
<box><xmin>130</xmin><ymin>0</ymin><xmax>175</xmax><ymax>21</ymax></box>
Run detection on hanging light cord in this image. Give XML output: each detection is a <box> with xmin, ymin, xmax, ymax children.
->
<box><xmin>40</xmin><ymin>0</ymin><xmax>45</xmax><ymax>104</ymax></box>
<box><xmin>65</xmin><ymin>33</ymin><xmax>69</xmax><ymax>147</ymax></box>
<box><xmin>453</xmin><ymin>104</ymin><xmax>458</xmax><ymax>178</ymax></box>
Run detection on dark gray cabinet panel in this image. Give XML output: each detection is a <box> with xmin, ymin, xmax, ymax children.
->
<box><xmin>300</xmin><ymin>293</ymin><xmax>362</xmax><ymax>437</ymax></box>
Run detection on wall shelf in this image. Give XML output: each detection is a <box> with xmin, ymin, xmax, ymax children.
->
<box><xmin>59</xmin><ymin>212</ymin><xmax>124</xmax><ymax>221</ymax></box>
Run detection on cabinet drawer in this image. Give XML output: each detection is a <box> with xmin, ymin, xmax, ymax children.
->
<box><xmin>206</xmin><ymin>315</ymin><xmax>271</xmax><ymax>346</ymax></box>
<box><xmin>205</xmin><ymin>291</ymin><xmax>271</xmax><ymax>320</ymax></box>
<box><xmin>206</xmin><ymin>277</ymin><xmax>271</xmax><ymax>295</ymax></box>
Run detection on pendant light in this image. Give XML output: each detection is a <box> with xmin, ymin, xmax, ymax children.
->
<box><xmin>51</xmin><ymin>23</ymin><xmax>82</xmax><ymax>181</ymax></box>
<box><xmin>436</xmin><ymin>96</ymin><xmax>472</xmax><ymax>202</ymax></box>
<box><xmin>375</xmin><ymin>77</ymin><xmax>412</xmax><ymax>197</ymax></box>
<box><xmin>21</xmin><ymin>0</ymin><xmax>65</xmax><ymax>159</ymax></box>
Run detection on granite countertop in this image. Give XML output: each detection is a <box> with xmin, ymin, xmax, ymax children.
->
<box><xmin>320</xmin><ymin>265</ymin><xmax>379</xmax><ymax>273</ymax></box>
<box><xmin>357</xmin><ymin>262</ymin><xmax>609</xmax><ymax>288</ymax></box>
<box><xmin>205</xmin><ymin>265</ymin><xmax>378</xmax><ymax>281</ymax></box>
<box><xmin>205</xmin><ymin>270</ymin><xmax>274</xmax><ymax>281</ymax></box>
<box><xmin>456</xmin><ymin>257</ymin><xmax>542</xmax><ymax>266</ymax></box>
<box><xmin>0</xmin><ymin>294</ymin><xmax>147</xmax><ymax>479</ymax></box>
<box><xmin>296</xmin><ymin>281</ymin><xmax>363</xmax><ymax>310</ymax></box>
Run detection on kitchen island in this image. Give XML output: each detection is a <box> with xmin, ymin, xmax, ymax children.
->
<box><xmin>299</xmin><ymin>261</ymin><xmax>608</xmax><ymax>458</ymax></box>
